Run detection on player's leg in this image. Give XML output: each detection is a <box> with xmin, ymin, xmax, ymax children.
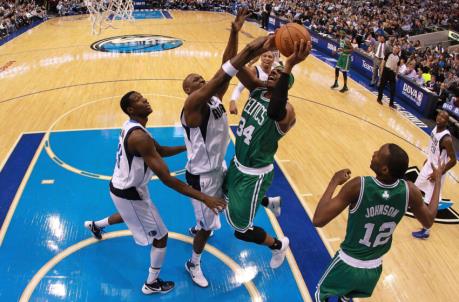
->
<box><xmin>110</xmin><ymin>193</ymin><xmax>174</xmax><ymax>294</ymax></box>
<box><xmin>331</xmin><ymin>67</ymin><xmax>340</xmax><ymax>89</ymax></box>
<box><xmin>339</xmin><ymin>56</ymin><xmax>350</xmax><ymax>92</ymax></box>
<box><xmin>226</xmin><ymin>168</ymin><xmax>289</xmax><ymax>268</ymax></box>
<box><xmin>185</xmin><ymin>169</ymin><xmax>223</xmax><ymax>287</ymax></box>
<box><xmin>84</xmin><ymin>212</ymin><xmax>123</xmax><ymax>239</ymax></box>
<box><xmin>412</xmin><ymin>164</ymin><xmax>434</xmax><ymax>239</ymax></box>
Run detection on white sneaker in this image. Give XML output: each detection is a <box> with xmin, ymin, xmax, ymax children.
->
<box><xmin>267</xmin><ymin>196</ymin><xmax>282</xmax><ymax>217</ymax></box>
<box><xmin>270</xmin><ymin>237</ymin><xmax>289</xmax><ymax>269</ymax></box>
<box><xmin>185</xmin><ymin>260</ymin><xmax>209</xmax><ymax>287</ymax></box>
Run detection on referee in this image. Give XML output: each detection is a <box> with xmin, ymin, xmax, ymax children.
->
<box><xmin>377</xmin><ymin>45</ymin><xmax>401</xmax><ymax>109</ymax></box>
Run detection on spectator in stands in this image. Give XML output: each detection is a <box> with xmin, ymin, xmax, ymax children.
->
<box><xmin>426</xmin><ymin>74</ymin><xmax>441</xmax><ymax>95</ymax></box>
<box><xmin>370</xmin><ymin>34</ymin><xmax>391</xmax><ymax>87</ymax></box>
<box><xmin>414</xmin><ymin>68</ymin><xmax>425</xmax><ymax>86</ymax></box>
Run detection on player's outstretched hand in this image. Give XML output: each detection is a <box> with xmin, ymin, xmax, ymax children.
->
<box><xmin>285</xmin><ymin>39</ymin><xmax>312</xmax><ymax>67</ymax></box>
<box><xmin>203</xmin><ymin>195</ymin><xmax>227</xmax><ymax>214</ymax></box>
<box><xmin>247</xmin><ymin>35</ymin><xmax>277</xmax><ymax>57</ymax></box>
<box><xmin>232</xmin><ymin>8</ymin><xmax>250</xmax><ymax>32</ymax></box>
<box><xmin>331</xmin><ymin>169</ymin><xmax>351</xmax><ymax>186</ymax></box>
<box><xmin>429</xmin><ymin>159</ymin><xmax>446</xmax><ymax>182</ymax></box>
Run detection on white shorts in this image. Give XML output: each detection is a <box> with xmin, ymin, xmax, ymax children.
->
<box><xmin>110</xmin><ymin>192</ymin><xmax>168</xmax><ymax>246</ymax></box>
<box><xmin>186</xmin><ymin>166</ymin><xmax>225</xmax><ymax>231</ymax></box>
<box><xmin>414</xmin><ymin>163</ymin><xmax>446</xmax><ymax>204</ymax></box>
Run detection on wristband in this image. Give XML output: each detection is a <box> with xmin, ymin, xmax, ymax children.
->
<box><xmin>222</xmin><ymin>60</ymin><xmax>239</xmax><ymax>77</ymax></box>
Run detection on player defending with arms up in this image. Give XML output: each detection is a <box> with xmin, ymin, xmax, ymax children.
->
<box><xmin>313</xmin><ymin>144</ymin><xmax>444</xmax><ymax>301</ymax></box>
<box><xmin>224</xmin><ymin>39</ymin><xmax>311</xmax><ymax>269</ymax></box>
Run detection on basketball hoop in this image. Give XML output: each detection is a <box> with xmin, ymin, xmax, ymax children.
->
<box><xmin>84</xmin><ymin>0</ymin><xmax>134</xmax><ymax>35</ymax></box>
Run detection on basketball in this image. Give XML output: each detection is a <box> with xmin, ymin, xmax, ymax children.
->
<box><xmin>274</xmin><ymin>23</ymin><xmax>311</xmax><ymax>57</ymax></box>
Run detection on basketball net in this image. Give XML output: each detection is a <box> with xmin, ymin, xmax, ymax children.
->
<box><xmin>83</xmin><ymin>0</ymin><xmax>134</xmax><ymax>35</ymax></box>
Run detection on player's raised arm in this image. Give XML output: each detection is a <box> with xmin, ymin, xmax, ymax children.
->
<box><xmin>269</xmin><ymin>40</ymin><xmax>311</xmax><ymax>132</ymax></box>
<box><xmin>409</xmin><ymin>160</ymin><xmax>445</xmax><ymax>228</ymax></box>
<box><xmin>313</xmin><ymin>170</ymin><xmax>359</xmax><ymax>227</ymax></box>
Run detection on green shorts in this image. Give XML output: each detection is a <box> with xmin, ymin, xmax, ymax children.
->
<box><xmin>315</xmin><ymin>252</ymin><xmax>382</xmax><ymax>301</ymax></box>
<box><xmin>223</xmin><ymin>160</ymin><xmax>274</xmax><ymax>232</ymax></box>
<box><xmin>336</xmin><ymin>54</ymin><xmax>351</xmax><ymax>72</ymax></box>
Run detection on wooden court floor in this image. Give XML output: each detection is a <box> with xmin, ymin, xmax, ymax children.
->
<box><xmin>1</xmin><ymin>11</ymin><xmax>458</xmax><ymax>301</ymax></box>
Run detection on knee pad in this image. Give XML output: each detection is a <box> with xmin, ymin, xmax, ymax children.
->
<box><xmin>234</xmin><ymin>226</ymin><xmax>267</xmax><ymax>244</ymax></box>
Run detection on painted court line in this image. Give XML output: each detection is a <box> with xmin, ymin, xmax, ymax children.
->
<box><xmin>0</xmin><ymin>135</ymin><xmax>46</xmax><ymax>246</ymax></box>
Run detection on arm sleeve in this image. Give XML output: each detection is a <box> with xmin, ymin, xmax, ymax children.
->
<box><xmin>267</xmin><ymin>72</ymin><xmax>289</xmax><ymax>121</ymax></box>
<box><xmin>230</xmin><ymin>82</ymin><xmax>246</xmax><ymax>102</ymax></box>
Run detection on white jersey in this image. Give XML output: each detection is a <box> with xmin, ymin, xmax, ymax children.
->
<box><xmin>427</xmin><ymin>126</ymin><xmax>450</xmax><ymax>168</ymax></box>
<box><xmin>255</xmin><ymin>65</ymin><xmax>270</xmax><ymax>81</ymax></box>
<box><xmin>415</xmin><ymin>126</ymin><xmax>450</xmax><ymax>203</ymax></box>
<box><xmin>181</xmin><ymin>96</ymin><xmax>229</xmax><ymax>175</ymax></box>
<box><xmin>111</xmin><ymin>120</ymin><xmax>154</xmax><ymax>199</ymax></box>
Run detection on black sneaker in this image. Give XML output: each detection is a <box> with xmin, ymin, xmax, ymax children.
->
<box><xmin>84</xmin><ymin>221</ymin><xmax>103</xmax><ymax>240</ymax></box>
<box><xmin>142</xmin><ymin>278</ymin><xmax>175</xmax><ymax>294</ymax></box>
<box><xmin>330</xmin><ymin>82</ymin><xmax>339</xmax><ymax>89</ymax></box>
<box><xmin>339</xmin><ymin>86</ymin><xmax>349</xmax><ymax>93</ymax></box>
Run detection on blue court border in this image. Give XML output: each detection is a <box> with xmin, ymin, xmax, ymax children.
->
<box><xmin>0</xmin><ymin>133</ymin><xmax>43</xmax><ymax>229</ymax></box>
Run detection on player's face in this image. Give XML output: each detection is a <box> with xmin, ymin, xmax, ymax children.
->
<box><xmin>267</xmin><ymin>68</ymin><xmax>282</xmax><ymax>88</ymax></box>
<box><xmin>436</xmin><ymin>111</ymin><xmax>449</xmax><ymax>128</ymax></box>
<box><xmin>370</xmin><ymin>144</ymin><xmax>390</xmax><ymax>175</ymax></box>
<box><xmin>128</xmin><ymin>92</ymin><xmax>152</xmax><ymax>117</ymax></box>
<box><xmin>185</xmin><ymin>74</ymin><xmax>206</xmax><ymax>94</ymax></box>
<box><xmin>260</xmin><ymin>51</ymin><xmax>274</xmax><ymax>68</ymax></box>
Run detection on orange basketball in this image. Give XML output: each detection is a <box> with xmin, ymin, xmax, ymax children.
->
<box><xmin>274</xmin><ymin>23</ymin><xmax>311</xmax><ymax>57</ymax></box>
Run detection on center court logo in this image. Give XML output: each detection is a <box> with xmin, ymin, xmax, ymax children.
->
<box><xmin>91</xmin><ymin>34</ymin><xmax>183</xmax><ymax>53</ymax></box>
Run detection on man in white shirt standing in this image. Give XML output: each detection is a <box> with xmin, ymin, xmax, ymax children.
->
<box><xmin>376</xmin><ymin>45</ymin><xmax>400</xmax><ymax>109</ymax></box>
<box><xmin>370</xmin><ymin>34</ymin><xmax>390</xmax><ymax>87</ymax></box>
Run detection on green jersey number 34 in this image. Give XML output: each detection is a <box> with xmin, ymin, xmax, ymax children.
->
<box><xmin>236</xmin><ymin>117</ymin><xmax>254</xmax><ymax>145</ymax></box>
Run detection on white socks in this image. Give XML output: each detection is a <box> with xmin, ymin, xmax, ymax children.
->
<box><xmin>94</xmin><ymin>217</ymin><xmax>109</xmax><ymax>228</ymax></box>
<box><xmin>191</xmin><ymin>251</ymin><xmax>201</xmax><ymax>265</ymax></box>
<box><xmin>147</xmin><ymin>246</ymin><xmax>166</xmax><ymax>283</ymax></box>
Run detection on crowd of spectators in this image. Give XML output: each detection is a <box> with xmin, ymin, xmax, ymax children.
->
<box><xmin>0</xmin><ymin>0</ymin><xmax>47</xmax><ymax>40</ymax></box>
<box><xmin>55</xmin><ymin>0</ymin><xmax>87</xmax><ymax>16</ymax></box>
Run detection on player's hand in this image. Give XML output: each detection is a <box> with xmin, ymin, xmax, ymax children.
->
<box><xmin>247</xmin><ymin>35</ymin><xmax>277</xmax><ymax>57</ymax></box>
<box><xmin>229</xmin><ymin>100</ymin><xmax>238</xmax><ymax>115</ymax></box>
<box><xmin>285</xmin><ymin>39</ymin><xmax>312</xmax><ymax>69</ymax></box>
<box><xmin>232</xmin><ymin>8</ymin><xmax>250</xmax><ymax>32</ymax></box>
<box><xmin>331</xmin><ymin>169</ymin><xmax>351</xmax><ymax>186</ymax></box>
<box><xmin>203</xmin><ymin>195</ymin><xmax>227</xmax><ymax>215</ymax></box>
<box><xmin>429</xmin><ymin>159</ymin><xmax>446</xmax><ymax>182</ymax></box>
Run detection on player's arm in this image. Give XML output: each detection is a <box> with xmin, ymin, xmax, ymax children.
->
<box><xmin>409</xmin><ymin>159</ymin><xmax>445</xmax><ymax>228</ymax></box>
<box><xmin>313</xmin><ymin>170</ymin><xmax>360</xmax><ymax>227</ymax></box>
<box><xmin>344</xmin><ymin>39</ymin><xmax>353</xmax><ymax>54</ymax></box>
<box><xmin>128</xmin><ymin>130</ymin><xmax>226</xmax><ymax>213</ymax></box>
<box><xmin>216</xmin><ymin>8</ymin><xmax>250</xmax><ymax>100</ymax></box>
<box><xmin>440</xmin><ymin>135</ymin><xmax>457</xmax><ymax>174</ymax></box>
<box><xmin>268</xmin><ymin>40</ymin><xmax>311</xmax><ymax>132</ymax></box>
<box><xmin>153</xmin><ymin>139</ymin><xmax>186</xmax><ymax>158</ymax></box>
<box><xmin>184</xmin><ymin>36</ymin><xmax>275</xmax><ymax>127</ymax></box>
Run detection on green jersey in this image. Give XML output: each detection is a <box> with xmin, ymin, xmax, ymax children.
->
<box><xmin>341</xmin><ymin>176</ymin><xmax>408</xmax><ymax>260</ymax></box>
<box><xmin>235</xmin><ymin>87</ymin><xmax>284</xmax><ymax>168</ymax></box>
<box><xmin>339</xmin><ymin>39</ymin><xmax>352</xmax><ymax>56</ymax></box>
